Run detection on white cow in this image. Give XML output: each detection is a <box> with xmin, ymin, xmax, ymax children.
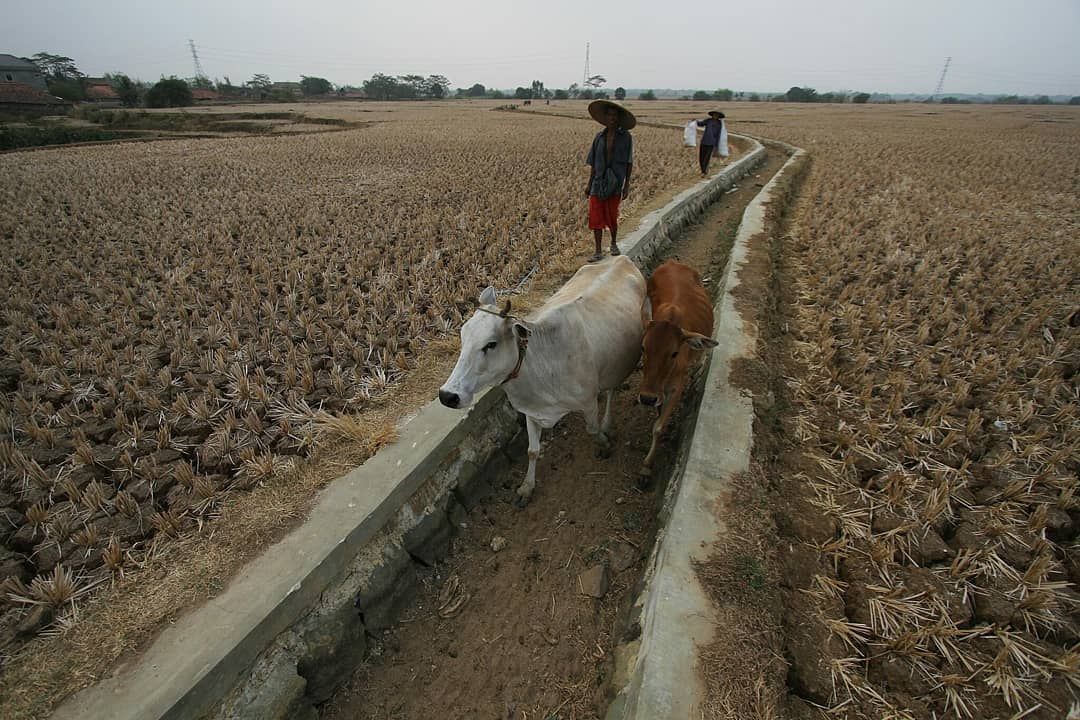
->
<box><xmin>439</xmin><ymin>256</ymin><xmax>646</xmax><ymax>505</ymax></box>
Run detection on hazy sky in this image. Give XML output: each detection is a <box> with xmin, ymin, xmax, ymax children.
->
<box><xmin>5</xmin><ymin>0</ymin><xmax>1079</xmax><ymax>95</ymax></box>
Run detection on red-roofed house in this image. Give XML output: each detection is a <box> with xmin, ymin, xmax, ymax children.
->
<box><xmin>0</xmin><ymin>81</ymin><xmax>71</xmax><ymax>114</ymax></box>
<box><xmin>191</xmin><ymin>88</ymin><xmax>220</xmax><ymax>102</ymax></box>
<box><xmin>84</xmin><ymin>78</ymin><xmax>121</xmax><ymax>104</ymax></box>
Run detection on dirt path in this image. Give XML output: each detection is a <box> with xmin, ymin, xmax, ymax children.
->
<box><xmin>321</xmin><ymin>149</ymin><xmax>787</xmax><ymax>720</ymax></box>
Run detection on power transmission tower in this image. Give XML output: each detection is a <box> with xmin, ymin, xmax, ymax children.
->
<box><xmin>580</xmin><ymin>42</ymin><xmax>605</xmax><ymax>90</ymax></box>
<box><xmin>189</xmin><ymin>39</ymin><xmax>207</xmax><ymax>80</ymax></box>
<box><xmin>583</xmin><ymin>42</ymin><xmax>590</xmax><ymax>88</ymax></box>
<box><xmin>932</xmin><ymin>56</ymin><xmax>951</xmax><ymax>99</ymax></box>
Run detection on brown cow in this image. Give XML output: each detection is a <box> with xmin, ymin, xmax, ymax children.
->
<box><xmin>637</xmin><ymin>260</ymin><xmax>719</xmax><ymax>475</ymax></box>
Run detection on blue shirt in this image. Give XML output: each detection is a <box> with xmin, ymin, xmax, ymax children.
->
<box><xmin>585</xmin><ymin>128</ymin><xmax>633</xmax><ymax>197</ymax></box>
<box><xmin>696</xmin><ymin>118</ymin><xmax>724</xmax><ymax>146</ymax></box>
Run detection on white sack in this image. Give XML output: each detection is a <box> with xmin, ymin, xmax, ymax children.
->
<box><xmin>683</xmin><ymin>120</ymin><xmax>697</xmax><ymax>147</ymax></box>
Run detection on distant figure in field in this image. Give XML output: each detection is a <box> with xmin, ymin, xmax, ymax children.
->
<box><xmin>585</xmin><ymin>100</ymin><xmax>635</xmax><ymax>262</ymax></box>
<box><xmin>695</xmin><ymin>111</ymin><xmax>728</xmax><ymax>176</ymax></box>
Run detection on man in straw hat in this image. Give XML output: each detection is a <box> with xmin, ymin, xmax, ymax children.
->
<box><xmin>695</xmin><ymin>110</ymin><xmax>726</xmax><ymax>176</ymax></box>
<box><xmin>584</xmin><ymin>99</ymin><xmax>635</xmax><ymax>262</ymax></box>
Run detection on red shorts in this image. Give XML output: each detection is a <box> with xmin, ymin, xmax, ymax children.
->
<box><xmin>588</xmin><ymin>194</ymin><xmax>621</xmax><ymax>230</ymax></box>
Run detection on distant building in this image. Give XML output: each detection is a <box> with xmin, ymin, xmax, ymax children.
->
<box><xmin>0</xmin><ymin>81</ymin><xmax>70</xmax><ymax>114</ymax></box>
<box><xmin>0</xmin><ymin>54</ymin><xmax>47</xmax><ymax>91</ymax></box>
<box><xmin>270</xmin><ymin>81</ymin><xmax>302</xmax><ymax>98</ymax></box>
<box><xmin>191</xmin><ymin>88</ymin><xmax>220</xmax><ymax>102</ymax></box>
<box><xmin>84</xmin><ymin>78</ymin><xmax>121</xmax><ymax>104</ymax></box>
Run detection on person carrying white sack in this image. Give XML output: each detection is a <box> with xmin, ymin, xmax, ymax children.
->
<box><xmin>694</xmin><ymin>110</ymin><xmax>728</xmax><ymax>175</ymax></box>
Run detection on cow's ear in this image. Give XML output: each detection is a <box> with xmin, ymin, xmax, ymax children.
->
<box><xmin>682</xmin><ymin>332</ymin><xmax>719</xmax><ymax>350</ymax></box>
<box><xmin>479</xmin><ymin>286</ymin><xmax>497</xmax><ymax>306</ymax></box>
<box><xmin>512</xmin><ymin>321</ymin><xmax>531</xmax><ymax>339</ymax></box>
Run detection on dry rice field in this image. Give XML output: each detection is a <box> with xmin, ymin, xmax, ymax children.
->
<box><xmin>0</xmin><ymin>100</ymin><xmax>720</xmax><ymax>715</ymax></box>
<box><xmin>749</xmin><ymin>103</ymin><xmax>1078</xmax><ymax>720</ymax></box>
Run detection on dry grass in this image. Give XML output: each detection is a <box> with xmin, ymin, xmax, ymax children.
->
<box><xmin>680</xmin><ymin>101</ymin><xmax>1078</xmax><ymax>719</ymax></box>
<box><xmin>696</xmin><ymin>467</ymin><xmax>787</xmax><ymax>720</ymax></box>
<box><xmin>0</xmin><ymin>359</ymin><xmax>412</xmax><ymax>720</ymax></box>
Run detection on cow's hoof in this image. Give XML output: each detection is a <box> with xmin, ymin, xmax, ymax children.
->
<box><xmin>594</xmin><ymin>443</ymin><xmax>613</xmax><ymax>459</ymax></box>
<box><xmin>636</xmin><ymin>467</ymin><xmax>653</xmax><ymax>490</ymax></box>
<box><xmin>514</xmin><ymin>494</ymin><xmax>530</xmax><ymax>510</ymax></box>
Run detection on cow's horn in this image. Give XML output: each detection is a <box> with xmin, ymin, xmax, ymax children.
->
<box><xmin>500</xmin><ymin>300</ymin><xmax>512</xmax><ymax>317</ymax></box>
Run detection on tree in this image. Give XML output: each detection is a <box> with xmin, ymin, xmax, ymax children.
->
<box><xmin>712</xmin><ymin>88</ymin><xmax>733</xmax><ymax>101</ymax></box>
<box><xmin>28</xmin><ymin>52</ymin><xmax>81</xmax><ymax>79</ymax></box>
<box><xmin>785</xmin><ymin>86</ymin><xmax>818</xmax><ymax>102</ymax></box>
<box><xmin>530</xmin><ymin>80</ymin><xmax>545</xmax><ymax>99</ymax></box>
<box><xmin>994</xmin><ymin>95</ymin><xmax>1020</xmax><ymax>104</ymax></box>
<box><xmin>395</xmin><ymin>74</ymin><xmax>425</xmax><ymax>98</ymax></box>
<box><xmin>852</xmin><ymin>92</ymin><xmax>871</xmax><ymax>104</ymax></box>
<box><xmin>246</xmin><ymin>73</ymin><xmax>272</xmax><ymax>99</ymax></box>
<box><xmin>567</xmin><ymin>83</ymin><xmax>580</xmax><ymax>99</ymax></box>
<box><xmin>614</xmin><ymin>87</ymin><xmax>626</xmax><ymax>100</ymax></box>
<box><xmin>584</xmin><ymin>74</ymin><xmax>606</xmax><ymax>89</ymax></box>
<box><xmin>425</xmin><ymin>75</ymin><xmax>450</xmax><ymax>99</ymax></box>
<box><xmin>145</xmin><ymin>78</ymin><xmax>193</xmax><ymax>108</ymax></box>
<box><xmin>27</xmin><ymin>52</ymin><xmax>84</xmax><ymax>100</ymax></box>
<box><xmin>578</xmin><ymin>89</ymin><xmax>595</xmax><ymax>100</ymax></box>
<box><xmin>110</xmin><ymin>74</ymin><xmax>141</xmax><ymax>107</ymax></box>
<box><xmin>553</xmin><ymin>89</ymin><xmax>569</xmax><ymax>100</ymax></box>
<box><xmin>466</xmin><ymin>83</ymin><xmax>486</xmax><ymax>97</ymax></box>
<box><xmin>245</xmin><ymin>74</ymin><xmax>272</xmax><ymax>99</ymax></box>
<box><xmin>692</xmin><ymin>90</ymin><xmax>710</xmax><ymax>101</ymax></box>
<box><xmin>1070</xmin><ymin>96</ymin><xmax>1080</xmax><ymax>105</ymax></box>
<box><xmin>1032</xmin><ymin>95</ymin><xmax>1052</xmax><ymax>105</ymax></box>
<box><xmin>363</xmin><ymin>73</ymin><xmax>397</xmax><ymax>100</ymax></box>
<box><xmin>189</xmin><ymin>76</ymin><xmax>214</xmax><ymax>90</ymax></box>
<box><xmin>47</xmin><ymin>78</ymin><xmax>85</xmax><ymax>101</ymax></box>
<box><xmin>490</xmin><ymin>89</ymin><xmax>505</xmax><ymax>99</ymax></box>
<box><xmin>748</xmin><ymin>93</ymin><xmax>761</xmax><ymax>102</ymax></box>
<box><xmin>300</xmin><ymin>76</ymin><xmax>333</xmax><ymax>96</ymax></box>
<box><xmin>216</xmin><ymin>77</ymin><xmax>243</xmax><ymax>98</ymax></box>
<box><xmin>639</xmin><ymin>90</ymin><xmax>657</xmax><ymax>100</ymax></box>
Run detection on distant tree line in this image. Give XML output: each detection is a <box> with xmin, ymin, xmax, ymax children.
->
<box><xmin>453</xmin><ymin>79</ymin><xmax>614</xmax><ymax>101</ymax></box>
<box><xmin>781</xmin><ymin>86</ymin><xmax>853</xmax><ymax>103</ymax></box>
<box><xmin>991</xmin><ymin>94</ymin><xmax>1055</xmax><ymax>105</ymax></box>
<box><xmin>360</xmin><ymin>74</ymin><xmax>450</xmax><ymax>100</ymax></box>
<box><xmin>20</xmin><ymin>52</ymin><xmax>1079</xmax><ymax>108</ymax></box>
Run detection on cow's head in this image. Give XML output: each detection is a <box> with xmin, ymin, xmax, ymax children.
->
<box><xmin>638</xmin><ymin>298</ymin><xmax>718</xmax><ymax>408</ymax></box>
<box><xmin>438</xmin><ymin>287</ymin><xmax>530</xmax><ymax>409</ymax></box>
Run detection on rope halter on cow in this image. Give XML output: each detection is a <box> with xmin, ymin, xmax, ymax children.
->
<box><xmin>475</xmin><ymin>300</ymin><xmax>529</xmax><ymax>384</ymax></box>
